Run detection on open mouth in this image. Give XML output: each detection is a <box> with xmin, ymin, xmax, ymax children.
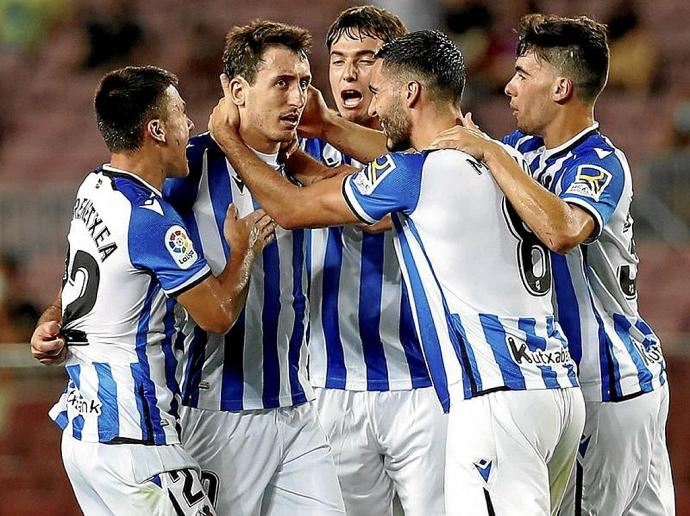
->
<box><xmin>279</xmin><ymin>112</ymin><xmax>300</xmax><ymax>127</ymax></box>
<box><xmin>340</xmin><ymin>89</ymin><xmax>363</xmax><ymax>109</ymax></box>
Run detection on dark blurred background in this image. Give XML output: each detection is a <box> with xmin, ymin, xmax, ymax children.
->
<box><xmin>0</xmin><ymin>0</ymin><xmax>689</xmax><ymax>513</ymax></box>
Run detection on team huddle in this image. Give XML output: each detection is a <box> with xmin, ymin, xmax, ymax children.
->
<box><xmin>30</xmin><ymin>6</ymin><xmax>674</xmax><ymax>516</ymax></box>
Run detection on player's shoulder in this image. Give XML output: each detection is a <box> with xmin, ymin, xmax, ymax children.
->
<box><xmin>300</xmin><ymin>137</ymin><xmax>346</xmax><ymax>167</ymax></box>
<box><xmin>570</xmin><ymin>131</ymin><xmax>628</xmax><ymax>178</ymax></box>
<box><xmin>104</xmin><ymin>171</ymin><xmax>182</xmax><ymax>227</ymax></box>
<box><xmin>502</xmin><ymin>130</ymin><xmax>543</xmax><ymax>154</ymax></box>
<box><xmin>187</xmin><ymin>131</ymin><xmax>223</xmax><ymax>163</ymax></box>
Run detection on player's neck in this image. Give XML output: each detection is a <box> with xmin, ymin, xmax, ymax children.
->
<box><xmin>110</xmin><ymin>152</ymin><xmax>165</xmax><ymax>192</ymax></box>
<box><xmin>541</xmin><ymin>104</ymin><xmax>595</xmax><ymax>149</ymax></box>
<box><xmin>410</xmin><ymin>104</ymin><xmax>459</xmax><ymax>151</ymax></box>
<box><xmin>238</xmin><ymin>121</ymin><xmax>280</xmax><ymax>155</ymax></box>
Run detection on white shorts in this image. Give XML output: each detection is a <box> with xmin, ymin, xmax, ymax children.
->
<box><xmin>445</xmin><ymin>386</ymin><xmax>585</xmax><ymax>516</ymax></box>
<box><xmin>315</xmin><ymin>386</ymin><xmax>447</xmax><ymax>516</ymax></box>
<box><xmin>558</xmin><ymin>383</ymin><xmax>674</xmax><ymax>516</ymax></box>
<box><xmin>61</xmin><ymin>432</ymin><xmax>215</xmax><ymax>515</ymax></box>
<box><xmin>180</xmin><ymin>402</ymin><xmax>345</xmax><ymax>516</ymax></box>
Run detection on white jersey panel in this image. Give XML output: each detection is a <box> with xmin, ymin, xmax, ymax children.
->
<box><xmin>343</xmin><ymin>149</ymin><xmax>578</xmax><ymax>410</ymax></box>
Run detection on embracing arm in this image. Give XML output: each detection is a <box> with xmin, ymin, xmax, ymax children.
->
<box><xmin>218</xmin><ymin>133</ymin><xmax>357</xmax><ymax>229</ymax></box>
<box><xmin>482</xmin><ymin>144</ymin><xmax>595</xmax><ymax>253</ymax></box>
<box><xmin>431</xmin><ymin>119</ymin><xmax>594</xmax><ymax>254</ymax></box>
<box><xmin>287</xmin><ymin>148</ymin><xmax>353</xmax><ymax>186</ymax></box>
<box><xmin>298</xmin><ymin>86</ymin><xmax>387</xmax><ymax>164</ymax></box>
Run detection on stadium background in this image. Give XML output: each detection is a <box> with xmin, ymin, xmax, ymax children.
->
<box><xmin>0</xmin><ymin>0</ymin><xmax>688</xmax><ymax>513</ymax></box>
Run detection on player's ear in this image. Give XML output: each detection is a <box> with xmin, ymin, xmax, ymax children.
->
<box><xmin>147</xmin><ymin>119</ymin><xmax>166</xmax><ymax>143</ymax></box>
<box><xmin>404</xmin><ymin>81</ymin><xmax>421</xmax><ymax>108</ymax></box>
<box><xmin>229</xmin><ymin>76</ymin><xmax>247</xmax><ymax>107</ymax></box>
<box><xmin>553</xmin><ymin>76</ymin><xmax>573</xmax><ymax>104</ymax></box>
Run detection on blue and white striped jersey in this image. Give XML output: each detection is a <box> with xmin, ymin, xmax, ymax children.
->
<box><xmin>342</xmin><ymin>149</ymin><xmax>578</xmax><ymax>411</ymax></box>
<box><xmin>302</xmin><ymin>138</ymin><xmax>431</xmax><ymax>391</ymax></box>
<box><xmin>164</xmin><ymin>133</ymin><xmax>312</xmax><ymax>411</ymax></box>
<box><xmin>504</xmin><ymin>123</ymin><xmax>667</xmax><ymax>401</ymax></box>
<box><xmin>49</xmin><ymin>166</ymin><xmax>211</xmax><ymax>444</ymax></box>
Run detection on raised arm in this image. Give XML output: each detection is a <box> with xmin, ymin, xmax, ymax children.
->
<box><xmin>298</xmin><ymin>85</ymin><xmax>387</xmax><ymax>164</ymax></box>
<box><xmin>430</xmin><ymin>118</ymin><xmax>594</xmax><ymax>254</ymax></box>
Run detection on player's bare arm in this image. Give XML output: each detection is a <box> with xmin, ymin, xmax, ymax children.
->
<box><xmin>209</xmin><ymin>74</ymin><xmax>360</xmax><ymax>230</ymax></box>
<box><xmin>286</xmin><ymin>146</ymin><xmax>353</xmax><ymax>186</ymax></box>
<box><xmin>299</xmin><ymin>85</ymin><xmax>387</xmax><ymax>163</ymax></box>
<box><xmin>430</xmin><ymin>115</ymin><xmax>595</xmax><ymax>254</ymax></box>
<box><xmin>178</xmin><ymin>206</ymin><xmax>274</xmax><ymax>334</ymax></box>
<box><xmin>31</xmin><ymin>292</ymin><xmax>67</xmax><ymax>366</ymax></box>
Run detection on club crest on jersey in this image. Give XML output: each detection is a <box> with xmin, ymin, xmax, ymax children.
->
<box><xmin>165</xmin><ymin>225</ymin><xmax>198</xmax><ymax>269</ymax></box>
<box><xmin>565</xmin><ymin>164</ymin><xmax>611</xmax><ymax>201</ymax></box>
<box><xmin>353</xmin><ymin>154</ymin><xmax>397</xmax><ymax>195</ymax></box>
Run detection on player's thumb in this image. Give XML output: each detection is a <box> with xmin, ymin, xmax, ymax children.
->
<box><xmin>226</xmin><ymin>203</ymin><xmax>239</xmax><ymax>220</ymax></box>
<box><xmin>43</xmin><ymin>320</ymin><xmax>61</xmax><ymax>338</ymax></box>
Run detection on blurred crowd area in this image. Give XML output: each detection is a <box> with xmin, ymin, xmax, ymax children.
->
<box><xmin>0</xmin><ymin>0</ymin><xmax>689</xmax><ymax>513</ymax></box>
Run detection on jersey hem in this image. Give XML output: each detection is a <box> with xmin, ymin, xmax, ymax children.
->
<box><xmin>185</xmin><ymin>390</ymin><xmax>315</xmax><ymax>412</ymax></box>
<box><xmin>309</xmin><ymin>375</ymin><xmax>433</xmax><ymax>391</ymax></box>
<box><xmin>580</xmin><ymin>376</ymin><xmax>663</xmax><ymax>402</ymax></box>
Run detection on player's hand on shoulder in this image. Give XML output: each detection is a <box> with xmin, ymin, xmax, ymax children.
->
<box><xmin>208</xmin><ymin>74</ymin><xmax>241</xmax><ymax>142</ymax></box>
<box><xmin>427</xmin><ymin>112</ymin><xmax>493</xmax><ymax>161</ymax></box>
<box><xmin>31</xmin><ymin>320</ymin><xmax>67</xmax><ymax>366</ymax></box>
<box><xmin>223</xmin><ymin>204</ymin><xmax>276</xmax><ymax>256</ymax></box>
<box><xmin>298</xmin><ymin>85</ymin><xmax>333</xmax><ymax>139</ymax></box>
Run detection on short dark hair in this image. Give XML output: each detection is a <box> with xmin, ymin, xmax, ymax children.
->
<box><xmin>223</xmin><ymin>19</ymin><xmax>312</xmax><ymax>85</ymax></box>
<box><xmin>94</xmin><ymin>66</ymin><xmax>178</xmax><ymax>152</ymax></box>
<box><xmin>326</xmin><ymin>6</ymin><xmax>407</xmax><ymax>50</ymax></box>
<box><xmin>516</xmin><ymin>14</ymin><xmax>609</xmax><ymax>103</ymax></box>
<box><xmin>374</xmin><ymin>30</ymin><xmax>465</xmax><ymax>108</ymax></box>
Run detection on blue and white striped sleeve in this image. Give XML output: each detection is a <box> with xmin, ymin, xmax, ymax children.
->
<box><xmin>342</xmin><ymin>152</ymin><xmax>426</xmax><ymax>224</ymax></box>
<box><xmin>559</xmin><ymin>151</ymin><xmax>626</xmax><ymax>241</ymax></box>
<box><xmin>128</xmin><ymin>200</ymin><xmax>211</xmax><ymax>297</ymax></box>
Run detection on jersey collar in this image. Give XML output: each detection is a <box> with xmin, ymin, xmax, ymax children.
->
<box><xmin>101</xmin><ymin>164</ymin><xmax>163</xmax><ymax>197</ymax></box>
<box><xmin>542</xmin><ymin>122</ymin><xmax>599</xmax><ymax>160</ymax></box>
<box><xmin>247</xmin><ymin>146</ymin><xmax>280</xmax><ymax>168</ymax></box>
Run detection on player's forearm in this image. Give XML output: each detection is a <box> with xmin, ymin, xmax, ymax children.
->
<box><xmin>288</xmin><ymin>149</ymin><xmax>346</xmax><ymax>186</ymax></box>
<box><xmin>215</xmin><ymin>131</ymin><xmax>305</xmax><ymax>227</ymax></box>
<box><xmin>213</xmin><ymin>246</ymin><xmax>255</xmax><ymax>330</ymax></box>
<box><xmin>483</xmin><ymin>145</ymin><xmax>589</xmax><ymax>253</ymax></box>
<box><xmin>37</xmin><ymin>293</ymin><xmax>62</xmax><ymax>326</ymax></box>
<box><xmin>322</xmin><ymin>115</ymin><xmax>387</xmax><ymax>163</ymax></box>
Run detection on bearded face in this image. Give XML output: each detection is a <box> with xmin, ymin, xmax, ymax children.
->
<box><xmin>379</xmin><ymin>94</ymin><xmax>412</xmax><ymax>152</ymax></box>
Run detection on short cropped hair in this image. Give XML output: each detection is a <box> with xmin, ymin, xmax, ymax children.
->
<box><xmin>223</xmin><ymin>19</ymin><xmax>312</xmax><ymax>85</ymax></box>
<box><xmin>94</xmin><ymin>66</ymin><xmax>178</xmax><ymax>152</ymax></box>
<box><xmin>374</xmin><ymin>30</ymin><xmax>465</xmax><ymax>108</ymax></box>
<box><xmin>326</xmin><ymin>6</ymin><xmax>407</xmax><ymax>49</ymax></box>
<box><xmin>516</xmin><ymin>14</ymin><xmax>609</xmax><ymax>103</ymax></box>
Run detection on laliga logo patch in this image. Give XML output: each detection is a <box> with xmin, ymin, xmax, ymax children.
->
<box><xmin>565</xmin><ymin>164</ymin><xmax>611</xmax><ymax>201</ymax></box>
<box><xmin>353</xmin><ymin>154</ymin><xmax>397</xmax><ymax>195</ymax></box>
<box><xmin>165</xmin><ymin>225</ymin><xmax>198</xmax><ymax>270</ymax></box>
